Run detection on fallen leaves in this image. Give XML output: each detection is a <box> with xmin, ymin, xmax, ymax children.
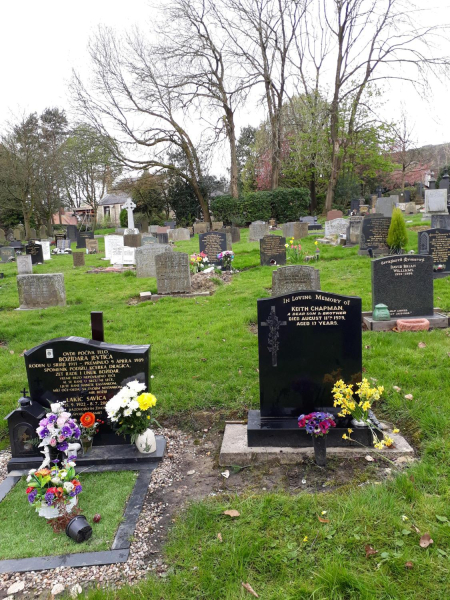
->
<box><xmin>318</xmin><ymin>516</ymin><xmax>330</xmax><ymax>523</ymax></box>
<box><xmin>436</xmin><ymin>515</ymin><xmax>448</xmax><ymax>523</ymax></box>
<box><xmin>365</xmin><ymin>545</ymin><xmax>378</xmax><ymax>558</ymax></box>
<box><xmin>201</xmin><ymin>357</ymin><xmax>207</xmax><ymax>362</ymax></box>
<box><xmin>242</xmin><ymin>582</ymin><xmax>259</xmax><ymax>597</ymax></box>
<box><xmin>405</xmin><ymin>561</ymin><xmax>414</xmax><ymax>569</ymax></box>
<box><xmin>393</xmin><ymin>385</ymin><xmax>401</xmax><ymax>392</ymax></box>
<box><xmin>223</xmin><ymin>509</ymin><xmax>240</xmax><ymax>518</ymax></box>
<box><xmin>217</xmin><ymin>532</ymin><xmax>223</xmax><ymax>542</ymax></box>
<box><xmin>419</xmin><ymin>533</ymin><xmax>433</xmax><ymax>548</ymax></box>
<box><xmin>221</xmin><ymin>470</ymin><xmax>230</xmax><ymax>479</ymax></box>
<box><xmin>418</xmin><ymin>342</ymin><xmax>427</xmax><ymax>348</ymax></box>
<box><xmin>404</xmin><ymin>394</ymin><xmax>413</xmax><ymax>401</ymax></box>
<box><xmin>365</xmin><ymin>455</ymin><xmax>375</xmax><ymax>462</ymax></box>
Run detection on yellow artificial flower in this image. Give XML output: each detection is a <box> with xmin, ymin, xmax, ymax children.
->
<box><xmin>314</xmin><ymin>241</ymin><xmax>318</xmax><ymax>245</ymax></box>
<box><xmin>393</xmin><ymin>428</ymin><xmax>400</xmax><ymax>434</ymax></box>
<box><xmin>303</xmin><ymin>536</ymin><xmax>308</xmax><ymax>542</ymax></box>
<box><xmin>285</xmin><ymin>244</ymin><xmax>289</xmax><ymax>248</ymax></box>
<box><xmin>347</xmin><ymin>428</ymin><xmax>353</xmax><ymax>434</ymax></box>
<box><xmin>137</xmin><ymin>393</ymin><xmax>157</xmax><ymax>411</ymax></box>
<box><xmin>384</xmin><ymin>436</ymin><xmax>394</xmax><ymax>447</ymax></box>
<box><xmin>342</xmin><ymin>434</ymin><xmax>348</xmax><ymax>440</ymax></box>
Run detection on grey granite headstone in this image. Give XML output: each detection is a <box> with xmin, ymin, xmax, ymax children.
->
<box><xmin>220</xmin><ymin>226</ymin><xmax>240</xmax><ymax>243</ymax></box>
<box><xmin>260</xmin><ymin>236</ymin><xmax>286</xmax><ymax>266</ymax></box>
<box><xmin>66</xmin><ymin>225</ymin><xmax>78</xmax><ymax>241</ymax></box>
<box><xmin>212</xmin><ymin>221</ymin><xmax>223</xmax><ymax>231</ymax></box>
<box><xmin>155</xmin><ymin>252</ymin><xmax>191</xmax><ymax>294</ymax></box>
<box><xmin>17</xmin><ymin>274</ymin><xmax>66</xmax><ymax>309</ymax></box>
<box><xmin>249</xmin><ymin>222</ymin><xmax>269</xmax><ymax>242</ymax></box>
<box><xmin>193</xmin><ymin>222</ymin><xmax>210</xmax><ymax>235</ymax></box>
<box><xmin>135</xmin><ymin>244</ymin><xmax>173</xmax><ymax>278</ymax></box>
<box><xmin>431</xmin><ymin>214</ymin><xmax>450</xmax><ymax>230</ymax></box>
<box><xmin>57</xmin><ymin>239</ymin><xmax>71</xmax><ymax>251</ymax></box>
<box><xmin>29</xmin><ymin>228</ymin><xmax>37</xmax><ymax>240</ymax></box>
<box><xmin>141</xmin><ymin>234</ymin><xmax>158</xmax><ymax>245</ymax></box>
<box><xmin>168</xmin><ymin>228</ymin><xmax>190</xmax><ymax>242</ymax></box>
<box><xmin>123</xmin><ymin>233</ymin><xmax>142</xmax><ymax>248</ymax></box>
<box><xmin>405</xmin><ymin>202</ymin><xmax>417</xmax><ymax>215</ymax></box>
<box><xmin>0</xmin><ymin>247</ymin><xmax>16</xmax><ymax>263</ymax></box>
<box><xmin>376</xmin><ymin>197</ymin><xmax>396</xmax><ymax>217</ymax></box>
<box><xmin>17</xmin><ymin>255</ymin><xmax>33</xmax><ymax>274</ymax></box>
<box><xmin>141</xmin><ymin>218</ymin><xmax>149</xmax><ymax>233</ymax></box>
<box><xmin>26</xmin><ymin>241</ymin><xmax>44</xmax><ymax>264</ymax></box>
<box><xmin>372</xmin><ymin>255</ymin><xmax>434</xmax><ymax>317</ymax></box>
<box><xmin>14</xmin><ymin>228</ymin><xmax>23</xmax><ymax>241</ymax></box>
<box><xmin>272</xmin><ymin>265</ymin><xmax>321</xmax><ymax>296</ymax></box>
<box><xmin>324</xmin><ymin>218</ymin><xmax>348</xmax><ymax>237</ymax></box>
<box><xmin>39</xmin><ymin>225</ymin><xmax>47</xmax><ymax>239</ymax></box>
<box><xmin>157</xmin><ymin>232</ymin><xmax>169</xmax><ymax>244</ymax></box>
<box><xmin>358</xmin><ymin>215</ymin><xmax>391</xmax><ymax>256</ymax></box>
<box><xmin>282</xmin><ymin>222</ymin><xmax>308</xmax><ymax>239</ymax></box>
<box><xmin>199</xmin><ymin>231</ymin><xmax>231</xmax><ymax>264</ymax></box>
<box><xmin>86</xmin><ymin>239</ymin><xmax>99</xmax><ymax>254</ymax></box>
<box><xmin>164</xmin><ymin>221</ymin><xmax>176</xmax><ymax>229</ymax></box>
<box><xmin>149</xmin><ymin>225</ymin><xmax>159</xmax><ymax>234</ymax></box>
<box><xmin>425</xmin><ymin>189</ymin><xmax>447</xmax><ymax>214</ymax></box>
<box><xmin>346</xmin><ymin>216</ymin><xmax>364</xmax><ymax>245</ymax></box>
<box><xmin>418</xmin><ymin>228</ymin><xmax>450</xmax><ymax>271</ymax></box>
<box><xmin>73</xmin><ymin>252</ymin><xmax>85</xmax><ymax>267</ymax></box>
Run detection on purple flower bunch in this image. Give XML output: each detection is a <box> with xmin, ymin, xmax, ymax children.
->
<box><xmin>298</xmin><ymin>412</ymin><xmax>336</xmax><ymax>436</ymax></box>
<box><xmin>36</xmin><ymin>403</ymin><xmax>81</xmax><ymax>452</ymax></box>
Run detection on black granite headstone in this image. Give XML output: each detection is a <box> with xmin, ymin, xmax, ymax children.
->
<box><xmin>164</xmin><ymin>221</ymin><xmax>176</xmax><ymax>229</ymax></box>
<box><xmin>66</xmin><ymin>225</ymin><xmax>78</xmax><ymax>241</ymax></box>
<box><xmin>24</xmin><ymin>337</ymin><xmax>150</xmax><ymax>445</ymax></box>
<box><xmin>26</xmin><ymin>241</ymin><xmax>44</xmax><ymax>264</ymax></box>
<box><xmin>5</xmin><ymin>397</ymin><xmax>46</xmax><ymax>458</ymax></box>
<box><xmin>76</xmin><ymin>230</ymin><xmax>94</xmax><ymax>249</ymax></box>
<box><xmin>372</xmin><ymin>255</ymin><xmax>434</xmax><ymax>317</ymax></box>
<box><xmin>199</xmin><ymin>231</ymin><xmax>229</xmax><ymax>264</ymax></box>
<box><xmin>431</xmin><ymin>215</ymin><xmax>450</xmax><ymax>230</ymax></box>
<box><xmin>418</xmin><ymin>228</ymin><xmax>450</xmax><ymax>272</ymax></box>
<box><xmin>358</xmin><ymin>215</ymin><xmax>391</xmax><ymax>256</ymax></box>
<box><xmin>260</xmin><ymin>235</ymin><xmax>286</xmax><ymax>266</ymax></box>
<box><xmin>351</xmin><ymin>199</ymin><xmax>360</xmax><ymax>213</ymax></box>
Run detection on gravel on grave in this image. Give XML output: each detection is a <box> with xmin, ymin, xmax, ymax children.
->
<box><xmin>0</xmin><ymin>429</ymin><xmax>190</xmax><ymax>598</ymax></box>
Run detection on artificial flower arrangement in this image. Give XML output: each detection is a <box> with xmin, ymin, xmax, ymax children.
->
<box><xmin>332</xmin><ymin>378</ymin><xmax>394</xmax><ymax>449</ymax></box>
<box><xmin>217</xmin><ymin>250</ymin><xmax>234</xmax><ymax>270</ymax></box>
<box><xmin>298</xmin><ymin>412</ymin><xmax>336</xmax><ymax>435</ymax></box>
<box><xmin>26</xmin><ymin>458</ymin><xmax>82</xmax><ymax>512</ymax></box>
<box><xmin>285</xmin><ymin>237</ymin><xmax>302</xmax><ymax>263</ymax></box>
<box><xmin>79</xmin><ymin>412</ymin><xmax>103</xmax><ymax>453</ymax></box>
<box><xmin>105</xmin><ymin>381</ymin><xmax>160</xmax><ymax>443</ymax></box>
<box><xmin>190</xmin><ymin>252</ymin><xmax>209</xmax><ymax>272</ymax></box>
<box><xmin>36</xmin><ymin>403</ymin><xmax>81</xmax><ymax>454</ymax></box>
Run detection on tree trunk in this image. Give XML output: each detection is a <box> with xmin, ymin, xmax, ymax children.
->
<box><xmin>309</xmin><ymin>167</ymin><xmax>317</xmax><ymax>215</ymax></box>
<box><xmin>325</xmin><ymin>141</ymin><xmax>340</xmax><ymax>213</ymax></box>
<box><xmin>191</xmin><ymin>180</ymin><xmax>211</xmax><ymax>225</ymax></box>
<box><xmin>228</xmin><ymin>115</ymin><xmax>239</xmax><ymax>199</ymax></box>
<box><xmin>24</xmin><ymin>212</ymin><xmax>31</xmax><ymax>240</ymax></box>
<box><xmin>270</xmin><ymin>112</ymin><xmax>280</xmax><ymax>190</ymax></box>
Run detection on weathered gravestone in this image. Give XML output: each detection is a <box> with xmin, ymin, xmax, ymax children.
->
<box><xmin>326</xmin><ymin>210</ymin><xmax>343</xmax><ymax>221</ymax></box>
<box><xmin>110</xmin><ymin>246</ymin><xmax>136</xmax><ymax>265</ymax></box>
<box><xmin>376</xmin><ymin>197</ymin><xmax>396</xmax><ymax>217</ymax></box>
<box><xmin>346</xmin><ymin>216</ymin><xmax>364</xmax><ymax>245</ymax></box>
<box><xmin>86</xmin><ymin>239</ymin><xmax>99</xmax><ymax>254</ymax></box>
<box><xmin>76</xmin><ymin>230</ymin><xmax>94</xmax><ymax>249</ymax></box>
<box><xmin>282</xmin><ymin>222</ymin><xmax>308</xmax><ymax>239</ymax></box>
<box><xmin>260</xmin><ymin>236</ymin><xmax>286</xmax><ymax>266</ymax></box>
<box><xmin>39</xmin><ymin>225</ymin><xmax>47</xmax><ymax>239</ymax></box>
<box><xmin>157</xmin><ymin>232</ymin><xmax>169</xmax><ymax>244</ymax></box>
<box><xmin>425</xmin><ymin>189</ymin><xmax>448</xmax><ymax>216</ymax></box>
<box><xmin>193</xmin><ymin>222</ymin><xmax>210</xmax><ymax>235</ymax></box>
<box><xmin>247</xmin><ymin>290</ymin><xmax>364</xmax><ymax>447</ymax></box>
<box><xmin>249</xmin><ymin>221</ymin><xmax>269</xmax><ymax>242</ymax></box>
<box><xmin>168</xmin><ymin>228</ymin><xmax>191</xmax><ymax>242</ymax></box>
<box><xmin>405</xmin><ymin>202</ymin><xmax>417</xmax><ymax>215</ymax></box>
<box><xmin>57</xmin><ymin>239</ymin><xmax>71</xmax><ymax>251</ymax></box>
<box><xmin>358</xmin><ymin>215</ymin><xmax>391</xmax><ymax>256</ymax></box>
<box><xmin>272</xmin><ymin>265</ymin><xmax>320</xmax><ymax>296</ymax></box>
<box><xmin>141</xmin><ymin>234</ymin><xmax>158</xmax><ymax>245</ymax></box>
<box><xmin>0</xmin><ymin>247</ymin><xmax>16</xmax><ymax>263</ymax></box>
<box><xmin>17</xmin><ymin>274</ymin><xmax>66</xmax><ymax>309</ymax></box>
<box><xmin>135</xmin><ymin>244</ymin><xmax>172</xmax><ymax>278</ymax></box>
<box><xmin>26</xmin><ymin>241</ymin><xmax>44</xmax><ymax>264</ymax></box>
<box><xmin>164</xmin><ymin>220</ymin><xmax>176</xmax><ymax>229</ymax></box>
<box><xmin>431</xmin><ymin>214</ymin><xmax>450</xmax><ymax>230</ymax></box>
<box><xmin>155</xmin><ymin>252</ymin><xmax>191</xmax><ymax>294</ymax></box>
<box><xmin>212</xmin><ymin>221</ymin><xmax>223</xmax><ymax>231</ymax></box>
<box><xmin>123</xmin><ymin>233</ymin><xmax>142</xmax><ymax>248</ymax></box>
<box><xmin>220</xmin><ymin>226</ymin><xmax>240</xmax><ymax>243</ymax></box>
<box><xmin>199</xmin><ymin>231</ymin><xmax>231</xmax><ymax>264</ymax></box>
<box><xmin>14</xmin><ymin>227</ymin><xmax>24</xmax><ymax>241</ymax></box>
<box><xmin>17</xmin><ymin>255</ymin><xmax>33</xmax><ymax>274</ymax></box>
<box><xmin>24</xmin><ymin>336</ymin><xmax>149</xmax><ymax>444</ymax></box>
<box><xmin>418</xmin><ymin>228</ymin><xmax>450</xmax><ymax>272</ymax></box>
<box><xmin>73</xmin><ymin>252</ymin><xmax>85</xmax><ymax>267</ymax></box>
<box><xmin>29</xmin><ymin>228</ymin><xmax>37</xmax><ymax>240</ymax></box>
<box><xmin>104</xmin><ymin>235</ymin><xmax>124</xmax><ymax>259</ymax></box>
<box><xmin>149</xmin><ymin>225</ymin><xmax>159</xmax><ymax>234</ymax></box>
<box><xmin>372</xmin><ymin>255</ymin><xmax>434</xmax><ymax>317</ymax></box>
<box><xmin>66</xmin><ymin>225</ymin><xmax>78</xmax><ymax>241</ymax></box>
<box><xmin>325</xmin><ymin>218</ymin><xmax>348</xmax><ymax>238</ymax></box>
<box><xmin>141</xmin><ymin>218</ymin><xmax>149</xmax><ymax>233</ymax></box>
<box><xmin>6</xmin><ymin>229</ymin><xmax>14</xmax><ymax>242</ymax></box>
<box><xmin>0</xmin><ymin>228</ymin><xmax>6</xmax><ymax>243</ymax></box>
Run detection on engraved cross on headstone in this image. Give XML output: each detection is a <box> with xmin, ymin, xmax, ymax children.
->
<box><xmin>123</xmin><ymin>198</ymin><xmax>136</xmax><ymax>230</ymax></box>
<box><xmin>261</xmin><ymin>305</ymin><xmax>287</xmax><ymax>367</ymax></box>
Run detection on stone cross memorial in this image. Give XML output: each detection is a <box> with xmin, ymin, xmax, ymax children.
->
<box><xmin>260</xmin><ymin>235</ymin><xmax>286</xmax><ymax>266</ymax></box>
<box><xmin>155</xmin><ymin>252</ymin><xmax>191</xmax><ymax>294</ymax></box>
<box><xmin>418</xmin><ymin>228</ymin><xmax>450</xmax><ymax>272</ymax></box>
<box><xmin>123</xmin><ymin>198</ymin><xmax>138</xmax><ymax>233</ymax></box>
<box><xmin>372</xmin><ymin>255</ymin><xmax>434</xmax><ymax>318</ymax></box>
<box><xmin>199</xmin><ymin>231</ymin><xmax>231</xmax><ymax>264</ymax></box>
<box><xmin>248</xmin><ymin>291</ymin><xmax>365</xmax><ymax>447</ymax></box>
<box><xmin>272</xmin><ymin>265</ymin><xmax>321</xmax><ymax>296</ymax></box>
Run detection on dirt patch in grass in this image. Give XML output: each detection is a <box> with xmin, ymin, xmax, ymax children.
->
<box><xmin>190</xmin><ymin>270</ymin><xmax>232</xmax><ymax>292</ymax></box>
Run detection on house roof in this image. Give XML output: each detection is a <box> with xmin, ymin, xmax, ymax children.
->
<box><xmin>99</xmin><ymin>192</ymin><xmax>131</xmax><ymax>206</ymax></box>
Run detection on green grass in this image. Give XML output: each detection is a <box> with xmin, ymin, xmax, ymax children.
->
<box><xmin>1</xmin><ymin>222</ymin><xmax>450</xmax><ymax>598</ymax></box>
<box><xmin>0</xmin><ymin>471</ymin><xmax>137</xmax><ymax>560</ymax></box>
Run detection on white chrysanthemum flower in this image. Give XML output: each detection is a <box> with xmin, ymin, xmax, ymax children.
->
<box><xmin>129</xmin><ymin>400</ymin><xmax>139</xmax><ymax>411</ymax></box>
<box><xmin>50</xmin><ymin>403</ymin><xmax>62</xmax><ymax>413</ymax></box>
<box><xmin>64</xmin><ymin>482</ymin><xmax>74</xmax><ymax>492</ymax></box>
<box><xmin>127</xmin><ymin>380</ymin><xmax>146</xmax><ymax>393</ymax></box>
<box><xmin>51</xmin><ymin>477</ymin><xmax>61</xmax><ymax>485</ymax></box>
<box><xmin>123</xmin><ymin>408</ymin><xmax>132</xmax><ymax>417</ymax></box>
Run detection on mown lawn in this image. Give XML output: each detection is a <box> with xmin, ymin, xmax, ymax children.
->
<box><xmin>1</xmin><ymin>217</ymin><xmax>450</xmax><ymax>598</ymax></box>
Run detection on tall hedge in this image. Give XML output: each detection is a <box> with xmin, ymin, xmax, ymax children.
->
<box><xmin>210</xmin><ymin>187</ymin><xmax>311</xmax><ymax>224</ymax></box>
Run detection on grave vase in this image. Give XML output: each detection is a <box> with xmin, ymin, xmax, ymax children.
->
<box><xmin>81</xmin><ymin>437</ymin><xmax>94</xmax><ymax>455</ymax></box>
<box><xmin>38</xmin><ymin>497</ymin><xmax>77</xmax><ymax>519</ymax></box>
<box><xmin>312</xmin><ymin>435</ymin><xmax>327</xmax><ymax>467</ymax></box>
<box><xmin>135</xmin><ymin>428</ymin><xmax>156</xmax><ymax>454</ymax></box>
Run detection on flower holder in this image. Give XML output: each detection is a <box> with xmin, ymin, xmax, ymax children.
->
<box><xmin>312</xmin><ymin>435</ymin><xmax>327</xmax><ymax>467</ymax></box>
<box><xmin>66</xmin><ymin>515</ymin><xmax>93</xmax><ymax>543</ymax></box>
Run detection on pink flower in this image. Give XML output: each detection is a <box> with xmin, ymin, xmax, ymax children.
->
<box><xmin>60</xmin><ymin>412</ymin><xmax>71</xmax><ymax>420</ymax></box>
<box><xmin>50</xmin><ymin>438</ymin><xmax>57</xmax><ymax>447</ymax></box>
<box><xmin>58</xmin><ymin>435</ymin><xmax>65</xmax><ymax>443</ymax></box>
<box><xmin>56</xmin><ymin>417</ymin><xmax>66</xmax><ymax>428</ymax></box>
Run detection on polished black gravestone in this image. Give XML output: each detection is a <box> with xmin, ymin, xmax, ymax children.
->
<box><xmin>25</xmin><ymin>241</ymin><xmax>44</xmax><ymax>265</ymax></box>
<box><xmin>358</xmin><ymin>215</ymin><xmax>391</xmax><ymax>256</ymax></box>
<box><xmin>260</xmin><ymin>235</ymin><xmax>286</xmax><ymax>266</ymax></box>
<box><xmin>372</xmin><ymin>255</ymin><xmax>434</xmax><ymax>318</ymax></box>
<box><xmin>66</xmin><ymin>225</ymin><xmax>78</xmax><ymax>241</ymax></box>
<box><xmin>24</xmin><ymin>337</ymin><xmax>150</xmax><ymax>445</ymax></box>
<box><xmin>418</xmin><ymin>228</ymin><xmax>450</xmax><ymax>273</ymax></box>
<box><xmin>76</xmin><ymin>230</ymin><xmax>94</xmax><ymax>249</ymax></box>
<box><xmin>4</xmin><ymin>395</ymin><xmax>45</xmax><ymax>460</ymax></box>
<box><xmin>248</xmin><ymin>290</ymin><xmax>368</xmax><ymax>447</ymax></box>
<box><xmin>199</xmin><ymin>231</ymin><xmax>230</xmax><ymax>265</ymax></box>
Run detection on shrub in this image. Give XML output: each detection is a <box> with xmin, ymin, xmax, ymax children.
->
<box><xmin>383</xmin><ymin>186</ymin><xmax>417</xmax><ymax>202</ymax></box>
<box><xmin>387</xmin><ymin>208</ymin><xmax>408</xmax><ymax>252</ymax></box>
<box><xmin>120</xmin><ymin>209</ymin><xmax>127</xmax><ymax>228</ymax></box>
<box><xmin>272</xmin><ymin>188</ymin><xmax>310</xmax><ymax>221</ymax></box>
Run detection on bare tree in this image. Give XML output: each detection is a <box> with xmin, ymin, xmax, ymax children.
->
<box><xmin>390</xmin><ymin>109</ymin><xmax>422</xmax><ymax>191</ymax></box>
<box><xmin>71</xmin><ymin>26</ymin><xmax>212</xmax><ymax>224</ymax></box>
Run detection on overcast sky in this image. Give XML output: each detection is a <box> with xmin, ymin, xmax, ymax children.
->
<box><xmin>1</xmin><ymin>0</ymin><xmax>450</xmax><ymax>171</ymax></box>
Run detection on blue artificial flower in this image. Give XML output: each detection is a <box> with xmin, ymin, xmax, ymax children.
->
<box><xmin>67</xmin><ymin>419</ymin><xmax>76</xmax><ymax>429</ymax></box>
<box><xmin>28</xmin><ymin>489</ymin><xmax>37</xmax><ymax>504</ymax></box>
<box><xmin>44</xmin><ymin>491</ymin><xmax>55</xmax><ymax>506</ymax></box>
<box><xmin>74</xmin><ymin>484</ymin><xmax>82</xmax><ymax>495</ymax></box>
<box><xmin>57</xmin><ymin>441</ymin><xmax>68</xmax><ymax>452</ymax></box>
<box><xmin>48</xmin><ymin>414</ymin><xmax>57</xmax><ymax>424</ymax></box>
<box><xmin>61</xmin><ymin>425</ymin><xmax>72</xmax><ymax>437</ymax></box>
<box><xmin>72</xmin><ymin>427</ymin><xmax>81</xmax><ymax>439</ymax></box>
<box><xmin>38</xmin><ymin>426</ymin><xmax>50</xmax><ymax>438</ymax></box>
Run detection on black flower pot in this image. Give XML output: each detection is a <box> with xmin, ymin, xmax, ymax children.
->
<box><xmin>66</xmin><ymin>515</ymin><xmax>93</xmax><ymax>543</ymax></box>
<box><xmin>312</xmin><ymin>435</ymin><xmax>327</xmax><ymax>467</ymax></box>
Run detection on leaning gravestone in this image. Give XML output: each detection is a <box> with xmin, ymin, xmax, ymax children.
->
<box><xmin>124</xmin><ymin>233</ymin><xmax>142</xmax><ymax>248</ymax></box>
<box><xmin>66</xmin><ymin>225</ymin><xmax>78</xmax><ymax>241</ymax></box>
<box><xmin>346</xmin><ymin>216</ymin><xmax>364</xmax><ymax>245</ymax></box>
<box><xmin>372</xmin><ymin>255</ymin><xmax>434</xmax><ymax>318</ymax></box>
<box><xmin>247</xmin><ymin>290</ymin><xmax>363</xmax><ymax>447</ymax></box>
<box><xmin>76</xmin><ymin>230</ymin><xmax>94</xmax><ymax>249</ymax></box>
<box><xmin>86</xmin><ymin>239</ymin><xmax>99</xmax><ymax>254</ymax></box>
<box><xmin>39</xmin><ymin>225</ymin><xmax>47</xmax><ymax>239</ymax></box>
<box><xmin>325</xmin><ymin>218</ymin><xmax>348</xmax><ymax>237</ymax></box>
<box><xmin>199</xmin><ymin>231</ymin><xmax>231</xmax><ymax>265</ymax></box>
<box><xmin>73</xmin><ymin>252</ymin><xmax>85</xmax><ymax>267</ymax></box>
<box><xmin>168</xmin><ymin>228</ymin><xmax>190</xmax><ymax>242</ymax></box>
<box><xmin>36</xmin><ymin>240</ymin><xmax>51</xmax><ymax>261</ymax></box>
<box><xmin>260</xmin><ymin>235</ymin><xmax>286</xmax><ymax>266</ymax></box>
<box><xmin>326</xmin><ymin>210</ymin><xmax>343</xmax><ymax>221</ymax></box>
<box><xmin>282</xmin><ymin>222</ymin><xmax>308</xmax><ymax>239</ymax></box>
<box><xmin>26</xmin><ymin>241</ymin><xmax>44</xmax><ymax>265</ymax></box>
<box><xmin>425</xmin><ymin>188</ymin><xmax>448</xmax><ymax>216</ymax></box>
<box><xmin>135</xmin><ymin>244</ymin><xmax>172</xmax><ymax>278</ymax></box>
<box><xmin>431</xmin><ymin>214</ymin><xmax>450</xmax><ymax>230</ymax></box>
<box><xmin>155</xmin><ymin>252</ymin><xmax>191</xmax><ymax>294</ymax></box>
<box><xmin>358</xmin><ymin>215</ymin><xmax>391</xmax><ymax>256</ymax></box>
<box><xmin>376</xmin><ymin>197</ymin><xmax>396</xmax><ymax>217</ymax></box>
<box><xmin>272</xmin><ymin>265</ymin><xmax>321</xmax><ymax>296</ymax></box>
<box><xmin>24</xmin><ymin>336</ymin><xmax>149</xmax><ymax>444</ymax></box>
<box><xmin>104</xmin><ymin>235</ymin><xmax>124</xmax><ymax>259</ymax></box>
<box><xmin>17</xmin><ymin>255</ymin><xmax>33</xmax><ymax>275</ymax></box>
<box><xmin>0</xmin><ymin>247</ymin><xmax>16</xmax><ymax>263</ymax></box>
<box><xmin>193</xmin><ymin>222</ymin><xmax>210</xmax><ymax>235</ymax></box>
<box><xmin>418</xmin><ymin>229</ymin><xmax>450</xmax><ymax>272</ymax></box>
<box><xmin>249</xmin><ymin>221</ymin><xmax>269</xmax><ymax>242</ymax></box>
<box><xmin>17</xmin><ymin>274</ymin><xmax>66</xmax><ymax>309</ymax></box>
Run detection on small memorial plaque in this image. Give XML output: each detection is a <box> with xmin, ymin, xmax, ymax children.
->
<box><xmin>260</xmin><ymin>235</ymin><xmax>286</xmax><ymax>266</ymax></box>
<box><xmin>272</xmin><ymin>265</ymin><xmax>320</xmax><ymax>296</ymax></box>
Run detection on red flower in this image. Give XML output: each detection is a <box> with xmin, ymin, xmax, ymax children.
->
<box><xmin>26</xmin><ymin>487</ymin><xmax>34</xmax><ymax>494</ymax></box>
<box><xmin>80</xmin><ymin>412</ymin><xmax>96</xmax><ymax>428</ymax></box>
<box><xmin>72</xmin><ymin>479</ymin><xmax>80</xmax><ymax>487</ymax></box>
<box><xmin>47</xmin><ymin>487</ymin><xmax>58</xmax><ymax>494</ymax></box>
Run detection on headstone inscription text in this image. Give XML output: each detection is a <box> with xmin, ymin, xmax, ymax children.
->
<box><xmin>358</xmin><ymin>216</ymin><xmax>391</xmax><ymax>255</ymax></box>
<box><xmin>199</xmin><ymin>232</ymin><xmax>230</xmax><ymax>264</ymax></box>
<box><xmin>260</xmin><ymin>235</ymin><xmax>286</xmax><ymax>266</ymax></box>
<box><xmin>418</xmin><ymin>228</ymin><xmax>450</xmax><ymax>271</ymax></box>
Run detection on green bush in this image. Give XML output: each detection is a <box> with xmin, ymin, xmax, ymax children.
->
<box><xmin>119</xmin><ymin>209</ymin><xmax>127</xmax><ymax>228</ymax></box>
<box><xmin>210</xmin><ymin>188</ymin><xmax>311</xmax><ymax>225</ymax></box>
<box><xmin>387</xmin><ymin>208</ymin><xmax>408</xmax><ymax>252</ymax></box>
<box><xmin>384</xmin><ymin>186</ymin><xmax>417</xmax><ymax>202</ymax></box>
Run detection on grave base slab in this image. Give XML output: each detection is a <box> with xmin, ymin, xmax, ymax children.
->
<box><xmin>6</xmin><ymin>437</ymin><xmax>166</xmax><ymax>474</ymax></box>
<box><xmin>362</xmin><ymin>310</ymin><xmax>448</xmax><ymax>331</ymax></box>
<box><xmin>220</xmin><ymin>423</ymin><xmax>414</xmax><ymax>466</ymax></box>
